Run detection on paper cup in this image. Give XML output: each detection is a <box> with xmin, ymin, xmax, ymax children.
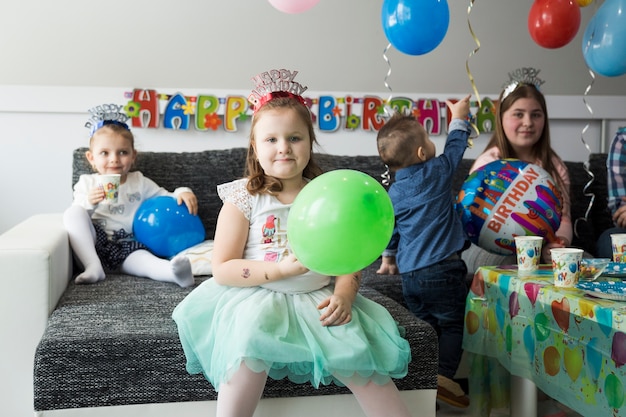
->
<box><xmin>550</xmin><ymin>248</ymin><xmax>583</xmax><ymax>287</ymax></box>
<box><xmin>611</xmin><ymin>234</ymin><xmax>626</xmax><ymax>263</ymax></box>
<box><xmin>515</xmin><ymin>236</ymin><xmax>543</xmax><ymax>276</ymax></box>
<box><xmin>98</xmin><ymin>174</ymin><xmax>120</xmax><ymax>204</ymax></box>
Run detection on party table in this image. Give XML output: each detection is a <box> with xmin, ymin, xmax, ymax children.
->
<box><xmin>463</xmin><ymin>265</ymin><xmax>626</xmax><ymax>417</ymax></box>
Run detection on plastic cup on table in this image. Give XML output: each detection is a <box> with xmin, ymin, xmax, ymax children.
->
<box><xmin>514</xmin><ymin>236</ymin><xmax>543</xmax><ymax>276</ymax></box>
<box><xmin>611</xmin><ymin>233</ymin><xmax>626</xmax><ymax>263</ymax></box>
<box><xmin>550</xmin><ymin>248</ymin><xmax>584</xmax><ymax>287</ymax></box>
<box><xmin>97</xmin><ymin>174</ymin><xmax>121</xmax><ymax>204</ymax></box>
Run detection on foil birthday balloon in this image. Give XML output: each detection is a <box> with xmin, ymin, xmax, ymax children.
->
<box><xmin>456</xmin><ymin>159</ymin><xmax>562</xmax><ymax>255</ymax></box>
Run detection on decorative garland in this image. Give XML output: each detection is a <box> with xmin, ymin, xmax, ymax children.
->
<box><xmin>123</xmin><ymin>88</ymin><xmax>498</xmax><ymax>136</ymax></box>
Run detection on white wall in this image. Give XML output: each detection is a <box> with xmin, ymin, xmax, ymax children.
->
<box><xmin>2</xmin><ymin>0</ymin><xmax>626</xmax><ymax>94</ymax></box>
<box><xmin>1</xmin><ymin>0</ymin><xmax>626</xmax><ymax>234</ymax></box>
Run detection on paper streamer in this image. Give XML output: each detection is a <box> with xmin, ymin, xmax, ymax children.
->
<box><xmin>574</xmin><ymin>0</ymin><xmax>600</xmax><ymax>238</ymax></box>
<box><xmin>464</xmin><ymin>0</ymin><xmax>481</xmax><ymax>146</ymax></box>
<box><xmin>381</xmin><ymin>42</ymin><xmax>394</xmax><ymax>186</ymax></box>
<box><xmin>574</xmin><ymin>68</ymin><xmax>597</xmax><ymax>237</ymax></box>
<box><xmin>466</xmin><ymin>0</ymin><xmax>481</xmax><ymax>108</ymax></box>
<box><xmin>382</xmin><ymin>42</ymin><xmax>394</xmax><ymax>116</ymax></box>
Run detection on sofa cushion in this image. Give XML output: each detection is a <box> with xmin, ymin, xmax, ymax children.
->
<box><xmin>177</xmin><ymin>240</ymin><xmax>214</xmax><ymax>275</ymax></box>
<box><xmin>33</xmin><ymin>264</ymin><xmax>438</xmax><ymax>411</ymax></box>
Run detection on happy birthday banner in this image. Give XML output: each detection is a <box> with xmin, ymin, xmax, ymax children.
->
<box><xmin>123</xmin><ymin>88</ymin><xmax>498</xmax><ymax>136</ymax></box>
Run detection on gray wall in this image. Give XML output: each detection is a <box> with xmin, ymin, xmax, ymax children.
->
<box><xmin>1</xmin><ymin>0</ymin><xmax>625</xmax><ymax>95</ymax></box>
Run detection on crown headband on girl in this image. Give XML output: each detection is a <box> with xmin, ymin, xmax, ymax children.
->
<box><xmin>85</xmin><ymin>103</ymin><xmax>130</xmax><ymax>136</ymax></box>
<box><xmin>247</xmin><ymin>69</ymin><xmax>308</xmax><ymax>113</ymax></box>
<box><xmin>501</xmin><ymin>67</ymin><xmax>545</xmax><ymax>100</ymax></box>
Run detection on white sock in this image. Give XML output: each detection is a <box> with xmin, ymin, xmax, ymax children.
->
<box><xmin>216</xmin><ymin>363</ymin><xmax>267</xmax><ymax>417</ymax></box>
<box><xmin>63</xmin><ymin>205</ymin><xmax>105</xmax><ymax>284</ymax></box>
<box><xmin>121</xmin><ymin>250</ymin><xmax>194</xmax><ymax>287</ymax></box>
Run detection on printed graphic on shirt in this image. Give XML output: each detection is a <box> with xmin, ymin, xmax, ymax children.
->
<box><xmin>108</xmin><ymin>205</ymin><xmax>124</xmax><ymax>215</ymax></box>
<box><xmin>261</xmin><ymin>214</ymin><xmax>289</xmax><ymax>262</ymax></box>
<box><xmin>262</xmin><ymin>215</ymin><xmax>277</xmax><ymax>243</ymax></box>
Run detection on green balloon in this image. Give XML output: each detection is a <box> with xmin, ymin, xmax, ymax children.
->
<box><xmin>288</xmin><ymin>169</ymin><xmax>394</xmax><ymax>276</ymax></box>
<box><xmin>605</xmin><ymin>373</ymin><xmax>625</xmax><ymax>409</ymax></box>
<box><xmin>534</xmin><ymin>312</ymin><xmax>551</xmax><ymax>342</ymax></box>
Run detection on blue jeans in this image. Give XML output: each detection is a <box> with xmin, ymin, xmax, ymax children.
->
<box><xmin>597</xmin><ymin>226</ymin><xmax>626</xmax><ymax>258</ymax></box>
<box><xmin>401</xmin><ymin>258</ymin><xmax>468</xmax><ymax>379</ymax></box>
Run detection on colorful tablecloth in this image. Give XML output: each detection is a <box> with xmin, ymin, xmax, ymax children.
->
<box><xmin>463</xmin><ymin>265</ymin><xmax>626</xmax><ymax>417</ymax></box>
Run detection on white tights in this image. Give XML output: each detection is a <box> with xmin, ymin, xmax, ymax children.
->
<box><xmin>121</xmin><ymin>250</ymin><xmax>194</xmax><ymax>287</ymax></box>
<box><xmin>63</xmin><ymin>205</ymin><xmax>105</xmax><ymax>284</ymax></box>
<box><xmin>215</xmin><ymin>363</ymin><xmax>411</xmax><ymax>417</ymax></box>
<box><xmin>63</xmin><ymin>205</ymin><xmax>194</xmax><ymax>287</ymax></box>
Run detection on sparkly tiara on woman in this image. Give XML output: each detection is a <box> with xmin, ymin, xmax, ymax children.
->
<box><xmin>247</xmin><ymin>69</ymin><xmax>308</xmax><ymax>113</ymax></box>
<box><xmin>501</xmin><ymin>67</ymin><xmax>545</xmax><ymax>100</ymax></box>
<box><xmin>84</xmin><ymin>103</ymin><xmax>130</xmax><ymax>136</ymax></box>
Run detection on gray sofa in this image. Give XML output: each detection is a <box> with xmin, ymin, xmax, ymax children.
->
<box><xmin>0</xmin><ymin>147</ymin><xmax>610</xmax><ymax>417</ymax></box>
<box><xmin>1</xmin><ymin>148</ymin><xmax>438</xmax><ymax>417</ymax></box>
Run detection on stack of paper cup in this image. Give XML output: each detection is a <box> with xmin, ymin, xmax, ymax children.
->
<box><xmin>98</xmin><ymin>174</ymin><xmax>121</xmax><ymax>204</ymax></box>
<box><xmin>550</xmin><ymin>248</ymin><xmax>583</xmax><ymax>287</ymax></box>
<box><xmin>515</xmin><ymin>236</ymin><xmax>543</xmax><ymax>276</ymax></box>
<box><xmin>611</xmin><ymin>233</ymin><xmax>626</xmax><ymax>263</ymax></box>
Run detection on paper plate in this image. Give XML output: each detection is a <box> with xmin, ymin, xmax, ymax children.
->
<box><xmin>601</xmin><ymin>262</ymin><xmax>626</xmax><ymax>278</ymax></box>
<box><xmin>577</xmin><ymin>280</ymin><xmax>626</xmax><ymax>301</ymax></box>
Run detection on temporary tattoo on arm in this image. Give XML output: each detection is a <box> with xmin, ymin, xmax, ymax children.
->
<box><xmin>242</xmin><ymin>268</ymin><xmax>251</xmax><ymax>279</ymax></box>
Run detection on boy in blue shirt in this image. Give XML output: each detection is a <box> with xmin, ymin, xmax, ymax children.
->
<box><xmin>376</xmin><ymin>95</ymin><xmax>471</xmax><ymax>408</ymax></box>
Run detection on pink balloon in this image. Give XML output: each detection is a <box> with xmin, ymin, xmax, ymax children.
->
<box><xmin>268</xmin><ymin>0</ymin><xmax>320</xmax><ymax>14</ymax></box>
<box><xmin>509</xmin><ymin>292</ymin><xmax>520</xmax><ymax>319</ymax></box>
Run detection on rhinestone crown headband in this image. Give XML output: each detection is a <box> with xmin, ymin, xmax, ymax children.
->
<box><xmin>502</xmin><ymin>67</ymin><xmax>545</xmax><ymax>100</ymax></box>
<box><xmin>247</xmin><ymin>69</ymin><xmax>308</xmax><ymax>113</ymax></box>
<box><xmin>85</xmin><ymin>103</ymin><xmax>130</xmax><ymax>136</ymax></box>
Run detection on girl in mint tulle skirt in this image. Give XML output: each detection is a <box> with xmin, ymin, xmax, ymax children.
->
<box><xmin>172</xmin><ymin>87</ymin><xmax>412</xmax><ymax>417</ymax></box>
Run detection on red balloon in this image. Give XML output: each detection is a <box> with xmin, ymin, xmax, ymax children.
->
<box><xmin>551</xmin><ymin>297</ymin><xmax>570</xmax><ymax>333</ymax></box>
<box><xmin>528</xmin><ymin>0</ymin><xmax>581</xmax><ymax>49</ymax></box>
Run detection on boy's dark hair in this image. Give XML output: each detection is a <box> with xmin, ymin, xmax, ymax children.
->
<box><xmin>376</xmin><ymin>113</ymin><xmax>428</xmax><ymax>171</ymax></box>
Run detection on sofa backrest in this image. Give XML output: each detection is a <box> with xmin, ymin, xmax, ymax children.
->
<box><xmin>72</xmin><ymin>148</ymin><xmax>387</xmax><ymax>240</ymax></box>
<box><xmin>566</xmin><ymin>153</ymin><xmax>612</xmax><ymax>255</ymax></box>
<box><xmin>72</xmin><ymin>148</ymin><xmax>611</xmax><ymax>255</ymax></box>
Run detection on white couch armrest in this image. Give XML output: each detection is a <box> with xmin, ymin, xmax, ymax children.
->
<box><xmin>0</xmin><ymin>213</ymin><xmax>72</xmax><ymax>417</ymax></box>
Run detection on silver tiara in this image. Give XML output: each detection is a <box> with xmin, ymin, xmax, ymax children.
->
<box><xmin>84</xmin><ymin>103</ymin><xmax>130</xmax><ymax>136</ymax></box>
<box><xmin>502</xmin><ymin>67</ymin><xmax>545</xmax><ymax>100</ymax></box>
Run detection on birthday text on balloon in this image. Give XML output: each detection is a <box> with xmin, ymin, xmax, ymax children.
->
<box><xmin>486</xmin><ymin>166</ymin><xmax>541</xmax><ymax>233</ymax></box>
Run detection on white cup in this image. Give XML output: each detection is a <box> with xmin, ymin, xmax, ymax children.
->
<box><xmin>550</xmin><ymin>248</ymin><xmax>583</xmax><ymax>287</ymax></box>
<box><xmin>98</xmin><ymin>174</ymin><xmax>121</xmax><ymax>204</ymax></box>
<box><xmin>515</xmin><ymin>236</ymin><xmax>543</xmax><ymax>276</ymax></box>
<box><xmin>611</xmin><ymin>233</ymin><xmax>626</xmax><ymax>263</ymax></box>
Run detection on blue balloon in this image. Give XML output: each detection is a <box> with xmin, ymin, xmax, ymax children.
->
<box><xmin>133</xmin><ymin>196</ymin><xmax>205</xmax><ymax>258</ymax></box>
<box><xmin>582</xmin><ymin>0</ymin><xmax>626</xmax><ymax>77</ymax></box>
<box><xmin>381</xmin><ymin>0</ymin><xmax>450</xmax><ymax>56</ymax></box>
